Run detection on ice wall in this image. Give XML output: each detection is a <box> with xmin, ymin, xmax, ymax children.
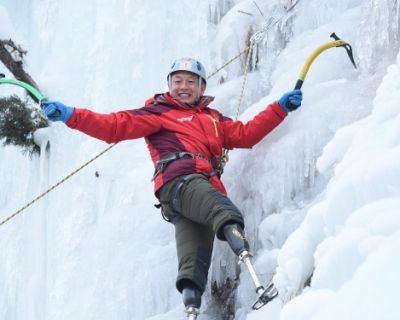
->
<box><xmin>1</xmin><ymin>0</ymin><xmax>400</xmax><ymax>319</ymax></box>
<box><xmin>0</xmin><ymin>1</ymin><xmax>219</xmax><ymax>319</ymax></box>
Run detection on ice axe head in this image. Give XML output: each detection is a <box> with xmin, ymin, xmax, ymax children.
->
<box><xmin>330</xmin><ymin>32</ymin><xmax>357</xmax><ymax>69</ymax></box>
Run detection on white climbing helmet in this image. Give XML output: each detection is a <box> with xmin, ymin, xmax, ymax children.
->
<box><xmin>167</xmin><ymin>57</ymin><xmax>207</xmax><ymax>84</ymax></box>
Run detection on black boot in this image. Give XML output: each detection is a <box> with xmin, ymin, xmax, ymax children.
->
<box><xmin>182</xmin><ymin>282</ymin><xmax>202</xmax><ymax>309</ymax></box>
<box><xmin>223</xmin><ymin>223</ymin><xmax>250</xmax><ymax>257</ymax></box>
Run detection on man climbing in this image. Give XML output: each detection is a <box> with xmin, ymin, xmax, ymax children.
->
<box><xmin>41</xmin><ymin>57</ymin><xmax>302</xmax><ymax>318</ymax></box>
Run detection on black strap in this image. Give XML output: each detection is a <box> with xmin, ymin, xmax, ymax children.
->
<box><xmin>154</xmin><ymin>173</ymin><xmax>199</xmax><ymax>222</ymax></box>
<box><xmin>210</xmin><ymin>156</ymin><xmax>224</xmax><ymax>177</ymax></box>
<box><xmin>151</xmin><ymin>151</ymin><xmax>221</xmax><ymax>181</ymax></box>
<box><xmin>154</xmin><ymin>200</ymin><xmax>172</xmax><ymax>222</ymax></box>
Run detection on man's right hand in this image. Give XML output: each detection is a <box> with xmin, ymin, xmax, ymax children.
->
<box><xmin>41</xmin><ymin>100</ymin><xmax>74</xmax><ymax>123</ymax></box>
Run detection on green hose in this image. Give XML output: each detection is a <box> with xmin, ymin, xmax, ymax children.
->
<box><xmin>0</xmin><ymin>77</ymin><xmax>44</xmax><ymax>103</ymax></box>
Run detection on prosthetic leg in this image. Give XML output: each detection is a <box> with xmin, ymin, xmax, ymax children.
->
<box><xmin>223</xmin><ymin>224</ymin><xmax>278</xmax><ymax>310</ymax></box>
<box><xmin>182</xmin><ymin>283</ymin><xmax>202</xmax><ymax>319</ymax></box>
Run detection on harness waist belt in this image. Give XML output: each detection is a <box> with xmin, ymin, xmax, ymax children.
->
<box><xmin>151</xmin><ymin>151</ymin><xmax>223</xmax><ymax>181</ymax></box>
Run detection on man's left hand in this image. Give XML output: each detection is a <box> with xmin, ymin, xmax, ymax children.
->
<box><xmin>278</xmin><ymin>89</ymin><xmax>303</xmax><ymax>112</ymax></box>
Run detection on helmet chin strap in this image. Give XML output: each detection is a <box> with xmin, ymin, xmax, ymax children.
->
<box><xmin>189</xmin><ymin>77</ymin><xmax>202</xmax><ymax>107</ymax></box>
<box><xmin>168</xmin><ymin>74</ymin><xmax>172</xmax><ymax>91</ymax></box>
<box><xmin>197</xmin><ymin>76</ymin><xmax>202</xmax><ymax>101</ymax></box>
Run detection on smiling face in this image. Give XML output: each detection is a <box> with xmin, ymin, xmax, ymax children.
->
<box><xmin>169</xmin><ymin>71</ymin><xmax>206</xmax><ymax>105</ymax></box>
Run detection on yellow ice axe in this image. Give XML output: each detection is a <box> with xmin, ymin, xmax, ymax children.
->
<box><xmin>284</xmin><ymin>33</ymin><xmax>356</xmax><ymax>110</ymax></box>
<box><xmin>294</xmin><ymin>32</ymin><xmax>356</xmax><ymax>90</ymax></box>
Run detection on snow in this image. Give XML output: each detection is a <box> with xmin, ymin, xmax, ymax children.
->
<box><xmin>0</xmin><ymin>7</ymin><xmax>13</xmax><ymax>39</ymax></box>
<box><xmin>1</xmin><ymin>0</ymin><xmax>400</xmax><ymax>319</ymax></box>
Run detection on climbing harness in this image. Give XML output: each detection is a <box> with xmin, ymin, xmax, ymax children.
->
<box><xmin>155</xmin><ymin>173</ymin><xmax>201</xmax><ymax>223</ymax></box>
<box><xmin>0</xmin><ymin>0</ymin><xmax>303</xmax><ymax>227</ymax></box>
<box><xmin>152</xmin><ymin>151</ymin><xmax>223</xmax><ymax>182</ymax></box>
<box><xmin>152</xmin><ymin>152</ymin><xmax>206</xmax><ymax>181</ymax></box>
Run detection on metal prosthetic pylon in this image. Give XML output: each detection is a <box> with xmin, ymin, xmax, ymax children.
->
<box><xmin>223</xmin><ymin>224</ymin><xmax>278</xmax><ymax>309</ymax></box>
<box><xmin>184</xmin><ymin>306</ymin><xmax>200</xmax><ymax>319</ymax></box>
<box><xmin>238</xmin><ymin>250</ymin><xmax>278</xmax><ymax>310</ymax></box>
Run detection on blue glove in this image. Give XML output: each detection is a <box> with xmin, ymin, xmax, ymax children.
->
<box><xmin>41</xmin><ymin>100</ymin><xmax>74</xmax><ymax>123</ymax></box>
<box><xmin>278</xmin><ymin>89</ymin><xmax>303</xmax><ymax>112</ymax></box>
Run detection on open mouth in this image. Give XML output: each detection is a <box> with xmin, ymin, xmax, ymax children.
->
<box><xmin>178</xmin><ymin>93</ymin><xmax>191</xmax><ymax>99</ymax></box>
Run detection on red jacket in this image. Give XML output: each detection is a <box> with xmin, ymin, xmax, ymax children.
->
<box><xmin>66</xmin><ymin>93</ymin><xmax>287</xmax><ymax>195</ymax></box>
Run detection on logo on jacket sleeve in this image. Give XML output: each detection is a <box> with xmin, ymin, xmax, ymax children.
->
<box><xmin>177</xmin><ymin>115</ymin><xmax>194</xmax><ymax>122</ymax></box>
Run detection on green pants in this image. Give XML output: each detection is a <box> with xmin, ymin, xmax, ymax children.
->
<box><xmin>157</xmin><ymin>174</ymin><xmax>245</xmax><ymax>294</ymax></box>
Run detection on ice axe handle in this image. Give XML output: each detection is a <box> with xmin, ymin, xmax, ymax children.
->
<box><xmin>294</xmin><ymin>79</ymin><xmax>303</xmax><ymax>90</ymax></box>
<box><xmin>283</xmin><ymin>79</ymin><xmax>303</xmax><ymax>111</ymax></box>
<box><xmin>40</xmin><ymin>99</ymin><xmax>61</xmax><ymax>119</ymax></box>
<box><xmin>49</xmin><ymin>110</ymin><xmax>61</xmax><ymax>119</ymax></box>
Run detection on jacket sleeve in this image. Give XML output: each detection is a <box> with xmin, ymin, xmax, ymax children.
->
<box><xmin>221</xmin><ymin>101</ymin><xmax>287</xmax><ymax>149</ymax></box>
<box><xmin>66</xmin><ymin>107</ymin><xmax>162</xmax><ymax>144</ymax></box>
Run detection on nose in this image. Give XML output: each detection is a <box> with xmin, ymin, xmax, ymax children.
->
<box><xmin>179</xmin><ymin>81</ymin><xmax>190</xmax><ymax>90</ymax></box>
